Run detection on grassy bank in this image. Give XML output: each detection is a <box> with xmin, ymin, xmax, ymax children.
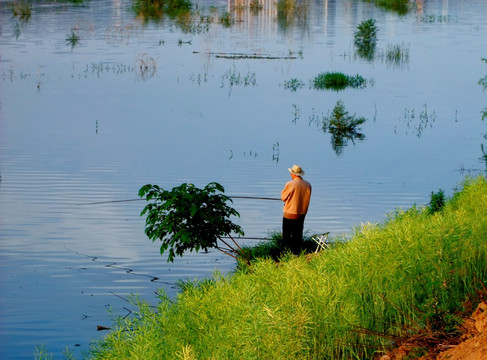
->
<box><xmin>63</xmin><ymin>176</ymin><xmax>487</xmax><ymax>359</ymax></box>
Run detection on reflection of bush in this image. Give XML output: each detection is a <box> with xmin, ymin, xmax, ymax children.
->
<box><xmin>322</xmin><ymin>101</ymin><xmax>366</xmax><ymax>156</ymax></box>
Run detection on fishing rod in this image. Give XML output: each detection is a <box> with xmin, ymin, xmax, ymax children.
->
<box><xmin>78</xmin><ymin>195</ymin><xmax>281</xmax><ymax>206</ymax></box>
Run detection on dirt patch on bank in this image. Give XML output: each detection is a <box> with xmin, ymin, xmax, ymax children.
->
<box><xmin>379</xmin><ymin>302</ymin><xmax>487</xmax><ymax>360</ymax></box>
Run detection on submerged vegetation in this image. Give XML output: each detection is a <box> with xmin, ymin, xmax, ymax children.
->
<box><xmin>77</xmin><ymin>176</ymin><xmax>487</xmax><ymax>360</ymax></box>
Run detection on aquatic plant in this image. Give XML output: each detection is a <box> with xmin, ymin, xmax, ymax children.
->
<box><xmin>373</xmin><ymin>0</ymin><xmax>409</xmax><ymax>14</ymax></box>
<box><xmin>402</xmin><ymin>104</ymin><xmax>436</xmax><ymax>137</ymax></box>
<box><xmin>10</xmin><ymin>0</ymin><xmax>31</xmax><ymax>21</ymax></box>
<box><xmin>384</xmin><ymin>43</ymin><xmax>410</xmax><ymax>68</ymax></box>
<box><xmin>249</xmin><ymin>0</ymin><xmax>263</xmax><ymax>13</ymax></box>
<box><xmin>283</xmin><ymin>78</ymin><xmax>305</xmax><ymax>91</ymax></box>
<box><xmin>65</xmin><ymin>29</ymin><xmax>80</xmax><ymax>47</ymax></box>
<box><xmin>221</xmin><ymin>65</ymin><xmax>256</xmax><ymax>89</ymax></box>
<box><xmin>323</xmin><ymin>100</ymin><xmax>366</xmax><ymax>134</ymax></box>
<box><xmin>139</xmin><ymin>182</ymin><xmax>247</xmax><ymax>263</ymax></box>
<box><xmin>313</xmin><ymin>72</ymin><xmax>367</xmax><ymax>91</ymax></box>
<box><xmin>132</xmin><ymin>0</ymin><xmax>191</xmax><ymax>20</ymax></box>
<box><xmin>219</xmin><ymin>11</ymin><xmax>233</xmax><ymax>27</ymax></box>
<box><xmin>276</xmin><ymin>0</ymin><xmax>309</xmax><ymax>28</ymax></box>
<box><xmin>322</xmin><ymin>100</ymin><xmax>366</xmax><ymax>155</ymax></box>
<box><xmin>479</xmin><ymin>58</ymin><xmax>487</xmax><ymax>91</ymax></box>
<box><xmin>354</xmin><ymin>19</ymin><xmax>378</xmax><ymax>60</ymax></box>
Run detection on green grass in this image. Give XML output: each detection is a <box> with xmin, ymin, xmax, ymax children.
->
<box><xmin>313</xmin><ymin>72</ymin><xmax>367</xmax><ymax>91</ymax></box>
<box><xmin>40</xmin><ymin>175</ymin><xmax>487</xmax><ymax>359</ymax></box>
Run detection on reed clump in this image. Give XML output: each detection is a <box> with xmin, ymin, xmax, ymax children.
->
<box><xmin>85</xmin><ymin>176</ymin><xmax>487</xmax><ymax>359</ymax></box>
<box><xmin>10</xmin><ymin>0</ymin><xmax>31</xmax><ymax>21</ymax></box>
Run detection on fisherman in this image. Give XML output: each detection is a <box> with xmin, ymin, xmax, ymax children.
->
<box><xmin>281</xmin><ymin>164</ymin><xmax>312</xmax><ymax>254</ymax></box>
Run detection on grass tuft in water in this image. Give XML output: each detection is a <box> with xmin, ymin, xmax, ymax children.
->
<box><xmin>66</xmin><ymin>29</ymin><xmax>80</xmax><ymax>48</ymax></box>
<box><xmin>283</xmin><ymin>78</ymin><xmax>305</xmax><ymax>91</ymax></box>
<box><xmin>313</xmin><ymin>72</ymin><xmax>367</xmax><ymax>91</ymax></box>
<box><xmin>385</xmin><ymin>43</ymin><xmax>409</xmax><ymax>67</ymax></box>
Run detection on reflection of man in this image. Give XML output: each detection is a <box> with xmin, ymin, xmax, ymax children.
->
<box><xmin>281</xmin><ymin>165</ymin><xmax>312</xmax><ymax>254</ymax></box>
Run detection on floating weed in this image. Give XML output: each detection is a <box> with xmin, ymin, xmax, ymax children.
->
<box><xmin>66</xmin><ymin>29</ymin><xmax>81</xmax><ymax>48</ymax></box>
<box><xmin>283</xmin><ymin>78</ymin><xmax>305</xmax><ymax>92</ymax></box>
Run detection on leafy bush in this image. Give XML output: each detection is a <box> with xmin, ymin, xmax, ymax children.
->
<box><xmin>428</xmin><ymin>189</ymin><xmax>446</xmax><ymax>214</ymax></box>
<box><xmin>139</xmin><ymin>182</ymin><xmax>246</xmax><ymax>263</ymax></box>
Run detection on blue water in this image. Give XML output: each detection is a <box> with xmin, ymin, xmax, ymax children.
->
<box><xmin>1</xmin><ymin>0</ymin><xmax>487</xmax><ymax>358</ymax></box>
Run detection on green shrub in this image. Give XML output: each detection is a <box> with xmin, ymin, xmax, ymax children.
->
<box><xmin>313</xmin><ymin>72</ymin><xmax>367</xmax><ymax>91</ymax></box>
<box><xmin>428</xmin><ymin>189</ymin><xmax>445</xmax><ymax>214</ymax></box>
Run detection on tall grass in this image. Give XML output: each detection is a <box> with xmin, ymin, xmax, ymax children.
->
<box><xmin>84</xmin><ymin>176</ymin><xmax>487</xmax><ymax>359</ymax></box>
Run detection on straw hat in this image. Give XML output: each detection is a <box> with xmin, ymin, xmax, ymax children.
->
<box><xmin>288</xmin><ymin>164</ymin><xmax>305</xmax><ymax>177</ymax></box>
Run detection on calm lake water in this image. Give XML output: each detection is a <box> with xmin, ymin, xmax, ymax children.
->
<box><xmin>1</xmin><ymin>0</ymin><xmax>486</xmax><ymax>358</ymax></box>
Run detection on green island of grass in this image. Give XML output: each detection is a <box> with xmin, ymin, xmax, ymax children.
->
<box><xmin>40</xmin><ymin>175</ymin><xmax>487</xmax><ymax>359</ymax></box>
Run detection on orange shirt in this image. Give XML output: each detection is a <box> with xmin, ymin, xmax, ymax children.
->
<box><xmin>281</xmin><ymin>177</ymin><xmax>312</xmax><ymax>218</ymax></box>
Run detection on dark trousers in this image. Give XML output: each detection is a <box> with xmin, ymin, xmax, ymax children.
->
<box><xmin>282</xmin><ymin>216</ymin><xmax>305</xmax><ymax>255</ymax></box>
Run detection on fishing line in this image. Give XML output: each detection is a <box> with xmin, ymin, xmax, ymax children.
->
<box><xmin>78</xmin><ymin>195</ymin><xmax>281</xmax><ymax>206</ymax></box>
